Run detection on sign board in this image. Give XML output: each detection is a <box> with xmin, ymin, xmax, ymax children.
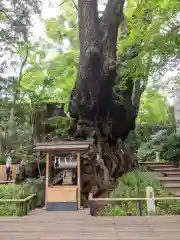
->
<box><xmin>146</xmin><ymin>186</ymin><xmax>156</xmax><ymax>215</ymax></box>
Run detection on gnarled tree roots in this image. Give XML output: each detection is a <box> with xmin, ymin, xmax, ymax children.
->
<box><xmin>75</xmin><ymin>120</ymin><xmax>135</xmax><ymax>196</ymax></box>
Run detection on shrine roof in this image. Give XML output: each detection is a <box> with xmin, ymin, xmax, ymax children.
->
<box><xmin>33</xmin><ymin>139</ymin><xmax>93</xmax><ymax>153</ymax></box>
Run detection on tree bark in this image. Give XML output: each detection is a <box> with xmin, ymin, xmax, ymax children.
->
<box><xmin>67</xmin><ymin>0</ymin><xmax>137</xmax><ymax>194</ymax></box>
<box><xmin>76</xmin><ymin>0</ymin><xmax>101</xmax><ymax>122</ymax></box>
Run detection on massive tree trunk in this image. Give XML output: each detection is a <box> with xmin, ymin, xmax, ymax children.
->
<box><xmin>68</xmin><ymin>0</ymin><xmax>138</xmax><ymax>195</ymax></box>
<box><xmin>18</xmin><ymin>1</ymin><xmax>145</xmax><ymax>196</ymax></box>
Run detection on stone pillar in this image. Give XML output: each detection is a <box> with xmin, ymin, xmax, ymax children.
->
<box><xmin>146</xmin><ymin>186</ymin><xmax>156</xmax><ymax>216</ymax></box>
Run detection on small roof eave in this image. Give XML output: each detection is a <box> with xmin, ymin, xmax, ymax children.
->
<box><xmin>33</xmin><ymin>140</ymin><xmax>93</xmax><ymax>153</ymax></box>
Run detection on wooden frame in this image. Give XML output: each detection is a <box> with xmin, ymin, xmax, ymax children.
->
<box><xmin>34</xmin><ymin>141</ymin><xmax>91</xmax><ymax>211</ymax></box>
<box><xmin>77</xmin><ymin>152</ymin><xmax>81</xmax><ymax>209</ymax></box>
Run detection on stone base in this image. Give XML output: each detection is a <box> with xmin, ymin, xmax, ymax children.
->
<box><xmin>46</xmin><ymin>202</ymin><xmax>78</xmax><ymax>211</ymax></box>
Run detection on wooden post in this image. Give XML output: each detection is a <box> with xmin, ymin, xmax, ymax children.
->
<box><xmin>45</xmin><ymin>152</ymin><xmax>50</xmax><ymax>209</ymax></box>
<box><xmin>135</xmin><ymin>170</ymin><xmax>143</xmax><ymax>216</ymax></box>
<box><xmin>138</xmin><ymin>200</ymin><xmax>143</xmax><ymax>216</ymax></box>
<box><xmin>89</xmin><ymin>193</ymin><xmax>94</xmax><ymax>216</ymax></box>
<box><xmin>146</xmin><ymin>186</ymin><xmax>156</xmax><ymax>215</ymax></box>
<box><xmin>77</xmin><ymin>152</ymin><xmax>81</xmax><ymax>209</ymax></box>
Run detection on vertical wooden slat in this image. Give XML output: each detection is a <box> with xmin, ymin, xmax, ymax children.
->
<box><xmin>45</xmin><ymin>152</ymin><xmax>50</xmax><ymax>208</ymax></box>
<box><xmin>77</xmin><ymin>152</ymin><xmax>81</xmax><ymax>209</ymax></box>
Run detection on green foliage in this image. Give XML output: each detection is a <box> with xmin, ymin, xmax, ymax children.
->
<box><xmin>161</xmin><ymin>133</ymin><xmax>180</xmax><ymax>164</ymax></box>
<box><xmin>137</xmin><ymin>89</ymin><xmax>173</xmax><ymax>124</ymax></box>
<box><xmin>119</xmin><ymin>0</ymin><xmax>179</xmax><ymax>81</ymax></box>
<box><xmin>46</xmin><ymin>51</ymin><xmax>78</xmax><ymax>103</ymax></box>
<box><xmin>0</xmin><ymin>120</ymin><xmax>34</xmax><ymax>164</ymax></box>
<box><xmin>137</xmin><ymin>128</ymin><xmax>171</xmax><ymax>160</ymax></box>
<box><xmin>0</xmin><ymin>178</ymin><xmax>45</xmax><ymax>216</ymax></box>
<box><xmin>0</xmin><ymin>0</ymin><xmax>43</xmax><ymax>163</ymax></box>
<box><xmin>137</xmin><ymin>128</ymin><xmax>180</xmax><ymax>164</ymax></box>
<box><xmin>45</xmin><ymin>0</ymin><xmax>78</xmax><ymax>46</ymax></box>
<box><xmin>46</xmin><ymin>116</ymin><xmax>70</xmax><ymax>135</ymax></box>
<box><xmin>23</xmin><ymin>178</ymin><xmax>45</xmax><ymax>207</ymax></box>
<box><xmin>126</xmin><ymin>87</ymin><xmax>175</xmax><ymax>153</ymax></box>
<box><xmin>112</xmin><ymin>171</ymin><xmax>160</xmax><ymax>198</ymax></box>
<box><xmin>125</xmin><ymin>123</ymin><xmax>174</xmax><ymax>152</ymax></box>
<box><xmin>97</xmin><ymin>170</ymin><xmax>180</xmax><ymax>216</ymax></box>
<box><xmin>103</xmin><ymin>206</ymin><xmax>126</xmax><ymax>216</ymax></box>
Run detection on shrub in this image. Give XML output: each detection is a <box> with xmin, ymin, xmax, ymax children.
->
<box><xmin>137</xmin><ymin>142</ymin><xmax>156</xmax><ymax>161</ymax></box>
<box><xmin>137</xmin><ymin>128</ymin><xmax>180</xmax><ymax>163</ymax></box>
<box><xmin>23</xmin><ymin>178</ymin><xmax>45</xmax><ymax>207</ymax></box>
<box><xmin>162</xmin><ymin>132</ymin><xmax>180</xmax><ymax>165</ymax></box>
<box><xmin>97</xmin><ymin>170</ymin><xmax>180</xmax><ymax>216</ymax></box>
<box><xmin>125</xmin><ymin>124</ymin><xmax>174</xmax><ymax>152</ymax></box>
<box><xmin>0</xmin><ymin>178</ymin><xmax>45</xmax><ymax>216</ymax></box>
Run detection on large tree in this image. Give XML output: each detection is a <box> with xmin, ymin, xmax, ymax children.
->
<box><xmin>8</xmin><ymin>0</ymin><xmax>178</xmax><ymax>193</ymax></box>
<box><xmin>65</xmin><ymin>0</ymin><xmax>179</xmax><ymax>194</ymax></box>
<box><xmin>68</xmin><ymin>0</ymin><xmax>140</xmax><ymax>194</ymax></box>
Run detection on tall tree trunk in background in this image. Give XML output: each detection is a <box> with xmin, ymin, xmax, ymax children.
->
<box><xmin>174</xmin><ymin>86</ymin><xmax>180</xmax><ymax>132</ymax></box>
<box><xmin>68</xmin><ymin>0</ymin><xmax>140</xmax><ymax>194</ymax></box>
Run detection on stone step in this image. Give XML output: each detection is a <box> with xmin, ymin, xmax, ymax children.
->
<box><xmin>139</xmin><ymin>161</ymin><xmax>170</xmax><ymax>165</ymax></box>
<box><xmin>147</xmin><ymin>171</ymin><xmax>163</xmax><ymax>176</ymax></box>
<box><xmin>162</xmin><ymin>172</ymin><xmax>180</xmax><ymax>177</ymax></box>
<box><xmin>153</xmin><ymin>168</ymin><xmax>180</xmax><ymax>172</ymax></box>
<box><xmin>167</xmin><ymin>188</ymin><xmax>180</xmax><ymax>196</ymax></box>
<box><xmin>163</xmin><ymin>183</ymin><xmax>180</xmax><ymax>196</ymax></box>
<box><xmin>142</xmin><ymin>163</ymin><xmax>180</xmax><ymax>196</ymax></box>
<box><xmin>158</xmin><ymin>177</ymin><xmax>180</xmax><ymax>183</ymax></box>
<box><xmin>146</xmin><ymin>164</ymin><xmax>175</xmax><ymax>169</ymax></box>
<box><xmin>163</xmin><ymin>182</ymin><xmax>180</xmax><ymax>188</ymax></box>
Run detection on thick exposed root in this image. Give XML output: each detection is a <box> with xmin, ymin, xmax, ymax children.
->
<box><xmin>77</xmin><ymin>120</ymin><xmax>135</xmax><ymax>195</ymax></box>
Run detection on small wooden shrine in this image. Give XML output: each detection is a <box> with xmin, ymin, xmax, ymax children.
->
<box><xmin>34</xmin><ymin>140</ymin><xmax>91</xmax><ymax>211</ymax></box>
